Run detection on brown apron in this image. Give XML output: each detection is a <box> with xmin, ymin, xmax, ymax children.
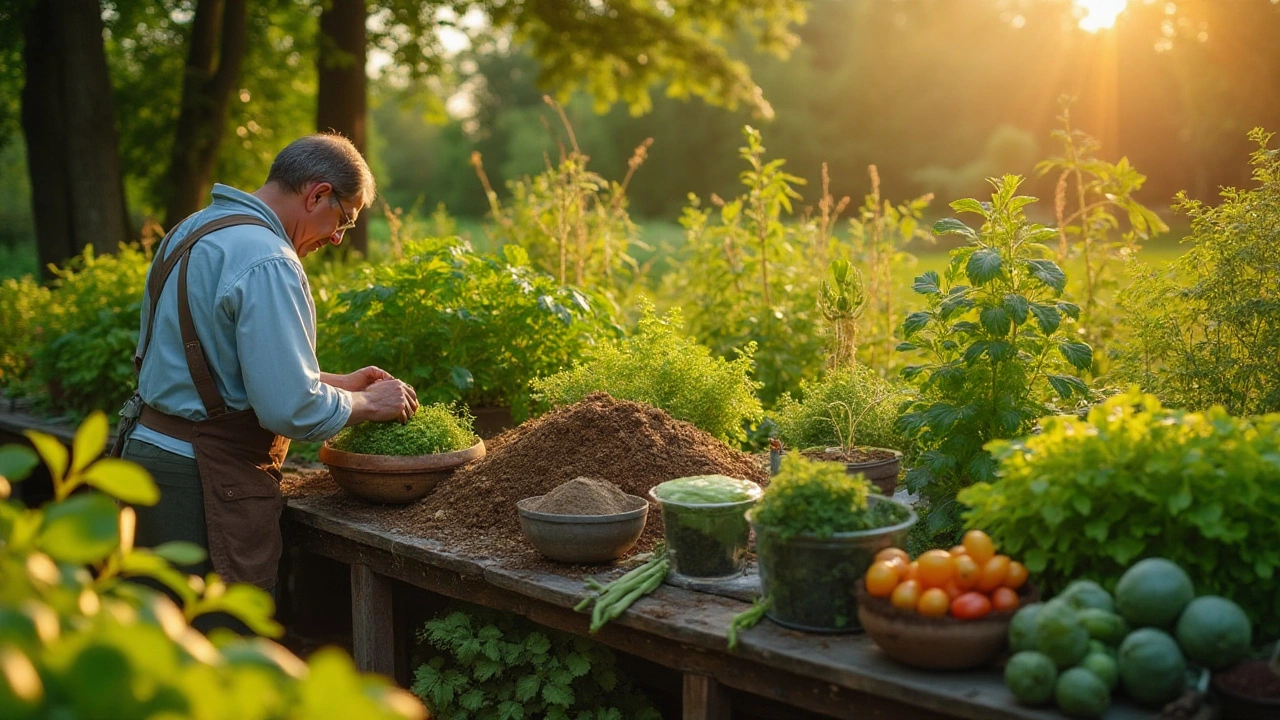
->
<box><xmin>113</xmin><ymin>214</ymin><xmax>291</xmax><ymax>589</ymax></box>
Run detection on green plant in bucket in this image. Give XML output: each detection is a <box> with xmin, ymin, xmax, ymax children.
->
<box><xmin>651</xmin><ymin>475</ymin><xmax>761</xmax><ymax>580</ymax></box>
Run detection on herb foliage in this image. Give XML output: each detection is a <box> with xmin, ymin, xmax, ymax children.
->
<box><xmin>772</xmin><ymin>363</ymin><xmax>910</xmax><ymax>454</ymax></box>
<box><xmin>329</xmin><ymin>403</ymin><xmax>477</xmax><ymax>456</ymax></box>
<box><xmin>751</xmin><ymin>454</ymin><xmax>906</xmax><ymax>542</ymax></box>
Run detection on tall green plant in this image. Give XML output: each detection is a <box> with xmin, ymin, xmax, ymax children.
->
<box><xmin>1113</xmin><ymin>128</ymin><xmax>1280</xmax><ymax>415</ymax></box>
<box><xmin>0</xmin><ymin>413</ymin><xmax>423</xmax><ymax>719</ymax></box>
<box><xmin>817</xmin><ymin>259</ymin><xmax>866</xmax><ymax>369</ymax></box>
<box><xmin>896</xmin><ymin>176</ymin><xmax>1092</xmax><ymax>543</ymax></box>
<box><xmin>1035</xmin><ymin>99</ymin><xmax>1168</xmax><ymax>368</ymax></box>
<box><xmin>665</xmin><ymin>126</ymin><xmax>828</xmax><ymax>404</ymax></box>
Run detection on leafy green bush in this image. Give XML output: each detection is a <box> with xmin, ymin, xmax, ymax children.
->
<box><xmin>330</xmin><ymin>403</ymin><xmax>477</xmax><ymax>456</ymax></box>
<box><xmin>29</xmin><ymin>244</ymin><xmax>150</xmax><ymax>417</ymax></box>
<box><xmin>412</xmin><ymin>605</ymin><xmax>661</xmax><ymax>720</ymax></box>
<box><xmin>772</xmin><ymin>363</ymin><xmax>911</xmax><ymax>454</ymax></box>
<box><xmin>0</xmin><ymin>413</ymin><xmax>423</xmax><ymax>719</ymax></box>
<box><xmin>895</xmin><ymin>176</ymin><xmax>1093</xmax><ymax>544</ymax></box>
<box><xmin>960</xmin><ymin>389</ymin><xmax>1280</xmax><ymax>638</ymax></box>
<box><xmin>751</xmin><ymin>455</ymin><xmax>908</xmax><ymax>541</ymax></box>
<box><xmin>318</xmin><ymin>237</ymin><xmax>619</xmax><ymax>421</ymax></box>
<box><xmin>0</xmin><ymin>275</ymin><xmax>50</xmax><ymax>395</ymax></box>
<box><xmin>530</xmin><ymin>300</ymin><xmax>763</xmax><ymax>445</ymax></box>
<box><xmin>1112</xmin><ymin>128</ymin><xmax>1280</xmax><ymax>415</ymax></box>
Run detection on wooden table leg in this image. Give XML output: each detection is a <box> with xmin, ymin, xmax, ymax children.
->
<box><xmin>351</xmin><ymin>562</ymin><xmax>396</xmax><ymax>678</ymax></box>
<box><xmin>684</xmin><ymin>672</ymin><xmax>731</xmax><ymax>720</ymax></box>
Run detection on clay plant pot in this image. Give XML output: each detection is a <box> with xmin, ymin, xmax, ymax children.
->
<box><xmin>855</xmin><ymin>583</ymin><xmax>1040</xmax><ymax>670</ymax></box>
<box><xmin>799</xmin><ymin>446</ymin><xmax>902</xmax><ymax>495</ymax></box>
<box><xmin>1211</xmin><ymin>660</ymin><xmax>1280</xmax><ymax>720</ymax></box>
<box><xmin>319</xmin><ymin>439</ymin><xmax>485</xmax><ymax>504</ymax></box>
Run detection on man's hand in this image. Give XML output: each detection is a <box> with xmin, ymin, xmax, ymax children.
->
<box><xmin>322</xmin><ymin>366</ymin><xmax>396</xmax><ymax>392</ymax></box>
<box><xmin>347</xmin><ymin>378</ymin><xmax>419</xmax><ymax>425</ymax></box>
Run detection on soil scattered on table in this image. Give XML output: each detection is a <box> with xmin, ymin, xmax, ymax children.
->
<box><xmin>283</xmin><ymin>393</ymin><xmax>768</xmax><ymax>573</ymax></box>
<box><xmin>528</xmin><ymin>477</ymin><xmax>635</xmax><ymax>515</ymax></box>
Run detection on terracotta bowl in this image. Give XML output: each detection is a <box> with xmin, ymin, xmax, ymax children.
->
<box><xmin>516</xmin><ymin>495</ymin><xmax>649</xmax><ymax>564</ymax></box>
<box><xmin>856</xmin><ymin>583</ymin><xmax>1039</xmax><ymax>671</ymax></box>
<box><xmin>319</xmin><ymin>439</ymin><xmax>485</xmax><ymax>504</ymax></box>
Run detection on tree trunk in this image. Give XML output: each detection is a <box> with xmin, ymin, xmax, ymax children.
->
<box><xmin>163</xmin><ymin>0</ymin><xmax>250</xmax><ymax>229</ymax></box>
<box><xmin>22</xmin><ymin>0</ymin><xmax>131</xmax><ymax>279</ymax></box>
<box><xmin>317</xmin><ymin>0</ymin><xmax>369</xmax><ymax>256</ymax></box>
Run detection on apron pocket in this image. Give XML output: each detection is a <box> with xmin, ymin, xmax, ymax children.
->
<box><xmin>204</xmin><ymin>472</ymin><xmax>284</xmax><ymax>587</ymax></box>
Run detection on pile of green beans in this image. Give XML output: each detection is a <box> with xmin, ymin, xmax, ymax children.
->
<box><xmin>575</xmin><ymin>545</ymin><xmax>670</xmax><ymax>634</ymax></box>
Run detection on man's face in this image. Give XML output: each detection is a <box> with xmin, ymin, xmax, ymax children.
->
<box><xmin>296</xmin><ymin>182</ymin><xmax>360</xmax><ymax>258</ymax></box>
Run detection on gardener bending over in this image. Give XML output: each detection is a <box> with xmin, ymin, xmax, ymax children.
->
<box><xmin>114</xmin><ymin>133</ymin><xmax>417</xmax><ymax>617</ymax></box>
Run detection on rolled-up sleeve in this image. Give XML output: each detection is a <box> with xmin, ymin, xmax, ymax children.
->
<box><xmin>224</xmin><ymin>258</ymin><xmax>351</xmax><ymax>440</ymax></box>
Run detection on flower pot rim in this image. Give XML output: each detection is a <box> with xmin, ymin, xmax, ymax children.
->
<box><xmin>796</xmin><ymin>445</ymin><xmax>903</xmax><ymax>464</ymax></box>
<box><xmin>516</xmin><ymin>494</ymin><xmax>650</xmax><ymax>524</ymax></box>
<box><xmin>319</xmin><ymin>438</ymin><xmax>485</xmax><ymax>472</ymax></box>
<box><xmin>748</xmin><ymin>494</ymin><xmax>918</xmax><ymax>541</ymax></box>
<box><xmin>647</xmin><ymin>480</ymin><xmax>763</xmax><ymax>510</ymax></box>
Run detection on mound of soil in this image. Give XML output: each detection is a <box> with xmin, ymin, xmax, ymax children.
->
<box><xmin>284</xmin><ymin>393</ymin><xmax>768</xmax><ymax>571</ymax></box>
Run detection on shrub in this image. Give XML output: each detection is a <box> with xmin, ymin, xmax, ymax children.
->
<box><xmin>772</xmin><ymin>363</ymin><xmax>911</xmax><ymax>454</ymax></box>
<box><xmin>960</xmin><ymin>389</ymin><xmax>1280</xmax><ymax>638</ymax></box>
<box><xmin>330</xmin><ymin>403</ymin><xmax>476</xmax><ymax>456</ymax></box>
<box><xmin>318</xmin><ymin>237</ymin><xmax>619</xmax><ymax>421</ymax></box>
<box><xmin>0</xmin><ymin>413</ymin><xmax>423</xmax><ymax>719</ymax></box>
<box><xmin>1112</xmin><ymin>128</ymin><xmax>1280</xmax><ymax>415</ymax></box>
<box><xmin>0</xmin><ymin>275</ymin><xmax>50</xmax><ymax>395</ymax></box>
<box><xmin>412</xmin><ymin>605</ymin><xmax>661</xmax><ymax>720</ymax></box>
<box><xmin>896</xmin><ymin>176</ymin><xmax>1093</xmax><ymax>545</ymax></box>
<box><xmin>530</xmin><ymin>300</ymin><xmax>763</xmax><ymax>446</ymax></box>
<box><xmin>29</xmin><ymin>244</ymin><xmax>150</xmax><ymax>417</ymax></box>
<box><xmin>751</xmin><ymin>454</ymin><xmax>908</xmax><ymax>541</ymax></box>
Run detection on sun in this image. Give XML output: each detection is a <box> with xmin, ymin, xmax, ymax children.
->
<box><xmin>1076</xmin><ymin>0</ymin><xmax>1128</xmax><ymax>32</ymax></box>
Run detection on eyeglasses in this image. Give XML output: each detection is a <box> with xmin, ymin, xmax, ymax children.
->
<box><xmin>332</xmin><ymin>193</ymin><xmax>357</xmax><ymax>234</ymax></box>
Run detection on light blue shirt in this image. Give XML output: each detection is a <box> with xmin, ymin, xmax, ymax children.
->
<box><xmin>131</xmin><ymin>184</ymin><xmax>351</xmax><ymax>458</ymax></box>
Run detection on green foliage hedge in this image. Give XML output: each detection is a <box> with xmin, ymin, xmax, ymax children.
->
<box><xmin>318</xmin><ymin>237</ymin><xmax>619</xmax><ymax>422</ymax></box>
<box><xmin>412</xmin><ymin>605</ymin><xmax>660</xmax><ymax>720</ymax></box>
<box><xmin>961</xmin><ymin>389</ymin><xmax>1280</xmax><ymax>638</ymax></box>
<box><xmin>0</xmin><ymin>275</ymin><xmax>50</xmax><ymax>394</ymax></box>
<box><xmin>0</xmin><ymin>414</ymin><xmax>423</xmax><ymax>719</ymax></box>
<box><xmin>531</xmin><ymin>300</ymin><xmax>763</xmax><ymax>445</ymax></box>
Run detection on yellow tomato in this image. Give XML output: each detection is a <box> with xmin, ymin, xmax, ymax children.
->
<box><xmin>949</xmin><ymin>545</ymin><xmax>968</xmax><ymax>557</ymax></box>
<box><xmin>876</xmin><ymin>547</ymin><xmax>910</xmax><ymax>565</ymax></box>
<box><xmin>1004</xmin><ymin>561</ymin><xmax>1029</xmax><ymax>590</ymax></box>
<box><xmin>976</xmin><ymin>554</ymin><xmax>1012</xmax><ymax>593</ymax></box>
<box><xmin>903</xmin><ymin>561</ymin><xmax>920</xmax><ymax>582</ymax></box>
<box><xmin>963</xmin><ymin>529</ymin><xmax>996</xmax><ymax>565</ymax></box>
<box><xmin>864</xmin><ymin>561</ymin><xmax>901</xmax><ymax>597</ymax></box>
<box><xmin>891</xmin><ymin>580</ymin><xmax>922</xmax><ymax>611</ymax></box>
<box><xmin>917</xmin><ymin>587</ymin><xmax>951</xmax><ymax>617</ymax></box>
<box><xmin>916</xmin><ymin>550</ymin><xmax>955</xmax><ymax>589</ymax></box>
<box><xmin>953</xmin><ymin>554</ymin><xmax>981</xmax><ymax>591</ymax></box>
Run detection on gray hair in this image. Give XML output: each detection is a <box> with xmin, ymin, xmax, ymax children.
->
<box><xmin>266</xmin><ymin>133</ymin><xmax>376</xmax><ymax>208</ymax></box>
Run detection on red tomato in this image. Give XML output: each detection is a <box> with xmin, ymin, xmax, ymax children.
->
<box><xmin>950</xmin><ymin>592</ymin><xmax>993</xmax><ymax>620</ymax></box>
<box><xmin>991</xmin><ymin>586</ymin><xmax>1020</xmax><ymax>613</ymax></box>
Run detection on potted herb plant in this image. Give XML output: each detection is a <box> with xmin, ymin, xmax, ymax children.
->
<box><xmin>319</xmin><ymin>403</ymin><xmax>484</xmax><ymax>503</ymax></box>
<box><xmin>749</xmin><ymin>454</ymin><xmax>915</xmax><ymax>632</ymax></box>
<box><xmin>649</xmin><ymin>475</ymin><xmax>763</xmax><ymax>580</ymax></box>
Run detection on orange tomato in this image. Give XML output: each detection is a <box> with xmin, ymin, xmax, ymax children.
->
<box><xmin>916</xmin><ymin>550</ymin><xmax>955</xmax><ymax>589</ymax></box>
<box><xmin>949</xmin><ymin>545</ymin><xmax>968</xmax><ymax>557</ymax></box>
<box><xmin>1004</xmin><ymin>561</ymin><xmax>1029</xmax><ymax>590</ymax></box>
<box><xmin>917</xmin><ymin>587</ymin><xmax>951</xmax><ymax>617</ymax></box>
<box><xmin>950</xmin><ymin>592</ymin><xmax>993</xmax><ymax>620</ymax></box>
<box><xmin>976</xmin><ymin>554</ymin><xmax>1012</xmax><ymax>593</ymax></box>
<box><xmin>864</xmin><ymin>561</ymin><xmax>901</xmax><ymax>597</ymax></box>
<box><xmin>903</xmin><ymin>561</ymin><xmax>920</xmax><ymax>582</ymax></box>
<box><xmin>942</xmin><ymin>578</ymin><xmax>963</xmax><ymax>600</ymax></box>
<box><xmin>876</xmin><ymin>547</ymin><xmax>910</xmax><ymax>565</ymax></box>
<box><xmin>991</xmin><ymin>586</ymin><xmax>1020</xmax><ymax>613</ymax></box>
<box><xmin>953</xmin><ymin>554</ymin><xmax>981</xmax><ymax>591</ymax></box>
<box><xmin>891</xmin><ymin>580</ymin><xmax>922</xmax><ymax>611</ymax></box>
<box><xmin>963</xmin><ymin>529</ymin><xmax>996</xmax><ymax>565</ymax></box>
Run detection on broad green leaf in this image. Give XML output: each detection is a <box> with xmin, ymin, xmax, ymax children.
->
<box><xmin>1003</xmin><ymin>294</ymin><xmax>1030</xmax><ymax>324</ymax></box>
<box><xmin>150</xmin><ymin>541</ymin><xmax>207</xmax><ymax>567</ymax></box>
<box><xmin>901</xmin><ymin>311</ymin><xmax>931</xmax><ymax>338</ymax></box>
<box><xmin>38</xmin><ymin>492</ymin><xmax>120</xmax><ymax>563</ymax></box>
<box><xmin>1058</xmin><ymin>341</ymin><xmax>1094</xmax><ymax>371</ymax></box>
<box><xmin>911</xmin><ymin>271</ymin><xmax>940</xmax><ymax>295</ymax></box>
<box><xmin>81</xmin><ymin>459</ymin><xmax>159</xmax><ymax>505</ymax></box>
<box><xmin>986</xmin><ymin>340</ymin><xmax>1015</xmax><ymax>362</ymax></box>
<box><xmin>449</xmin><ymin>366</ymin><xmax>475</xmax><ymax>391</ymax></box>
<box><xmin>1056</xmin><ymin>301</ymin><xmax>1082</xmax><ymax>320</ymax></box>
<box><xmin>932</xmin><ymin>218</ymin><xmax>977</xmax><ymax>239</ymax></box>
<box><xmin>949</xmin><ymin>198</ymin><xmax>987</xmax><ymax>216</ymax></box>
<box><xmin>515</xmin><ymin>674</ymin><xmax>541</xmax><ymax>702</ymax></box>
<box><xmin>966</xmin><ymin>248</ymin><xmax>1004</xmax><ymax>285</ymax></box>
<box><xmin>979</xmin><ymin>307</ymin><xmax>1011</xmax><ymax>336</ymax></box>
<box><xmin>962</xmin><ymin>340</ymin><xmax>989</xmax><ymax>365</ymax></box>
<box><xmin>498</xmin><ymin>701</ymin><xmax>525</xmax><ymax>720</ymax></box>
<box><xmin>939</xmin><ymin>292</ymin><xmax>974</xmax><ymax>319</ymax></box>
<box><xmin>197</xmin><ymin>584</ymin><xmax>281</xmax><ymax>638</ymax></box>
<box><xmin>72</xmin><ymin>411</ymin><xmax>109</xmax><ymax>474</ymax></box>
<box><xmin>24</xmin><ymin>430</ymin><xmax>68</xmax><ymax>485</ymax></box>
<box><xmin>1046</xmin><ymin>374</ymin><xmax>1089</xmax><ymax>399</ymax></box>
<box><xmin>0</xmin><ymin>446</ymin><xmax>39</xmax><ymax>483</ymax></box>
<box><xmin>1029</xmin><ymin>303</ymin><xmax>1062</xmax><ymax>334</ymax></box>
<box><xmin>1024</xmin><ymin>258</ymin><xmax>1067</xmax><ymax>293</ymax></box>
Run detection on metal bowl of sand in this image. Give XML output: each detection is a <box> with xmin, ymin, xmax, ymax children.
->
<box><xmin>517</xmin><ymin>477</ymin><xmax>649</xmax><ymax>564</ymax></box>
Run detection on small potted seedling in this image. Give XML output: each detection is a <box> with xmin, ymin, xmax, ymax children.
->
<box><xmin>319</xmin><ymin>403</ymin><xmax>485</xmax><ymax>503</ymax></box>
<box><xmin>798</xmin><ymin>390</ymin><xmax>902</xmax><ymax>496</ymax></box>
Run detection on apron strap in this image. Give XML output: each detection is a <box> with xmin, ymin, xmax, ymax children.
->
<box><xmin>136</xmin><ymin>214</ymin><xmax>275</xmax><ymax>417</ymax></box>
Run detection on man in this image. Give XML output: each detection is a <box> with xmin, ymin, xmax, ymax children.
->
<box><xmin>117</xmin><ymin>133</ymin><xmax>417</xmax><ymax>599</ymax></box>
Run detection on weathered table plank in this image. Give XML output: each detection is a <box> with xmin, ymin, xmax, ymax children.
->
<box><xmin>284</xmin><ymin>496</ymin><xmax>1158</xmax><ymax>720</ymax></box>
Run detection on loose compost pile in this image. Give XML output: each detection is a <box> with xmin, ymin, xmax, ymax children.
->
<box><xmin>284</xmin><ymin>392</ymin><xmax>768</xmax><ymax>569</ymax></box>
